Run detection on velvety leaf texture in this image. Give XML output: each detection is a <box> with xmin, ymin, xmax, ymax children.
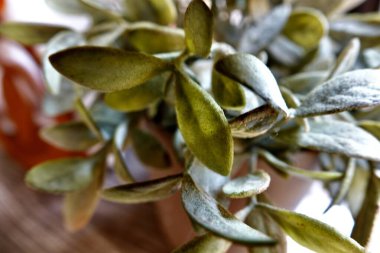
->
<box><xmin>26</xmin><ymin>157</ymin><xmax>95</xmax><ymax>193</ymax></box>
<box><xmin>215</xmin><ymin>54</ymin><xmax>289</xmax><ymax>116</ymax></box>
<box><xmin>222</xmin><ymin>170</ymin><xmax>271</xmax><ymax>198</ymax></box>
<box><xmin>277</xmin><ymin>121</ymin><xmax>380</xmax><ymax>162</ymax></box>
<box><xmin>184</xmin><ymin>0</ymin><xmax>213</xmax><ymax>56</ymax></box>
<box><xmin>239</xmin><ymin>4</ymin><xmax>291</xmax><ymax>54</ymax></box>
<box><xmin>0</xmin><ymin>22</ymin><xmax>68</xmax><ymax>45</ymax></box>
<box><xmin>175</xmin><ymin>71</ymin><xmax>233</xmax><ymax>176</ymax></box>
<box><xmin>40</xmin><ymin>121</ymin><xmax>99</xmax><ymax>151</ymax></box>
<box><xmin>173</xmin><ymin>234</ymin><xmax>231</xmax><ymax>253</ymax></box>
<box><xmin>49</xmin><ymin>46</ymin><xmax>171</xmax><ymax>92</ymax></box>
<box><xmin>296</xmin><ymin>69</ymin><xmax>380</xmax><ymax>117</ymax></box>
<box><xmin>258</xmin><ymin>204</ymin><xmax>365</xmax><ymax>253</ymax></box>
<box><xmin>102</xmin><ymin>174</ymin><xmax>182</xmax><ymax>204</ymax></box>
<box><xmin>181</xmin><ymin>175</ymin><xmax>276</xmax><ymax>245</ymax></box>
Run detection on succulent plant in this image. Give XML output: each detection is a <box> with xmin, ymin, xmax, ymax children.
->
<box><xmin>1</xmin><ymin>0</ymin><xmax>380</xmax><ymax>252</ymax></box>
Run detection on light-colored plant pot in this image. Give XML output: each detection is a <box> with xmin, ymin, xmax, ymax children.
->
<box><xmin>150</xmin><ymin>151</ymin><xmax>318</xmax><ymax>251</ymax></box>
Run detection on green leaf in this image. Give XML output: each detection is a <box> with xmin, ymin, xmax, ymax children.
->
<box><xmin>215</xmin><ymin>54</ymin><xmax>289</xmax><ymax>116</ymax></box>
<box><xmin>46</xmin><ymin>0</ymin><xmax>88</xmax><ymax>14</ymax></box>
<box><xmin>102</xmin><ymin>174</ymin><xmax>182</xmax><ymax>204</ymax></box>
<box><xmin>172</xmin><ymin>234</ymin><xmax>231</xmax><ymax>253</ymax></box>
<box><xmin>40</xmin><ymin>121</ymin><xmax>99</xmax><ymax>151</ymax></box>
<box><xmin>258</xmin><ymin>149</ymin><xmax>342</xmax><ymax>181</ymax></box>
<box><xmin>43</xmin><ymin>31</ymin><xmax>84</xmax><ymax>94</ymax></box>
<box><xmin>26</xmin><ymin>157</ymin><xmax>96</xmax><ymax>194</ymax></box>
<box><xmin>292</xmin><ymin>0</ymin><xmax>365</xmax><ymax>17</ymax></box>
<box><xmin>239</xmin><ymin>4</ymin><xmax>291</xmax><ymax>54</ymax></box>
<box><xmin>223</xmin><ymin>170</ymin><xmax>270</xmax><ymax>198</ymax></box>
<box><xmin>229</xmin><ymin>105</ymin><xmax>279</xmax><ymax>138</ymax></box>
<box><xmin>325</xmin><ymin>158</ymin><xmax>356</xmax><ymax>212</ymax></box>
<box><xmin>175</xmin><ymin>71</ymin><xmax>233</xmax><ymax>176</ymax></box>
<box><xmin>63</xmin><ymin>148</ymin><xmax>107</xmax><ymax>231</ymax></box>
<box><xmin>351</xmin><ymin>170</ymin><xmax>380</xmax><ymax>250</ymax></box>
<box><xmin>104</xmin><ymin>73</ymin><xmax>167</xmax><ymax>112</ymax></box>
<box><xmin>358</xmin><ymin>120</ymin><xmax>380</xmax><ymax>140</ymax></box>
<box><xmin>127</xmin><ymin>23</ymin><xmax>185</xmax><ymax>54</ymax></box>
<box><xmin>211</xmin><ymin>70</ymin><xmax>246</xmax><ymax>111</ymax></box>
<box><xmin>49</xmin><ymin>46</ymin><xmax>171</xmax><ymax>92</ymax></box>
<box><xmin>280</xmin><ymin>71</ymin><xmax>328</xmax><ymax>95</ymax></box>
<box><xmin>184</xmin><ymin>0</ymin><xmax>213</xmax><ymax>57</ymax></box>
<box><xmin>277</xmin><ymin>121</ymin><xmax>380</xmax><ymax>162</ymax></box>
<box><xmin>257</xmin><ymin>203</ymin><xmax>365</xmax><ymax>253</ymax></box>
<box><xmin>148</xmin><ymin>0</ymin><xmax>177</xmax><ymax>25</ymax></box>
<box><xmin>0</xmin><ymin>22</ymin><xmax>69</xmax><ymax>45</ymax></box>
<box><xmin>131</xmin><ymin>129</ymin><xmax>171</xmax><ymax>169</ymax></box>
<box><xmin>295</xmin><ymin>69</ymin><xmax>380</xmax><ymax>117</ymax></box>
<box><xmin>181</xmin><ymin>174</ymin><xmax>276</xmax><ymax>245</ymax></box>
<box><xmin>326</xmin><ymin>38</ymin><xmax>360</xmax><ymax>80</ymax></box>
<box><xmin>247</xmin><ymin>207</ymin><xmax>287</xmax><ymax>253</ymax></box>
<box><xmin>282</xmin><ymin>8</ymin><xmax>328</xmax><ymax>50</ymax></box>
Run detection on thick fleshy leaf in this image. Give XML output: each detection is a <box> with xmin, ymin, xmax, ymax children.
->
<box><xmin>363</xmin><ymin>46</ymin><xmax>380</xmax><ymax>68</ymax></box>
<box><xmin>49</xmin><ymin>46</ymin><xmax>171</xmax><ymax>92</ymax></box>
<box><xmin>43</xmin><ymin>31</ymin><xmax>85</xmax><ymax>94</ymax></box>
<box><xmin>229</xmin><ymin>105</ymin><xmax>279</xmax><ymax>138</ymax></box>
<box><xmin>223</xmin><ymin>170</ymin><xmax>270</xmax><ymax>198</ymax></box>
<box><xmin>267</xmin><ymin>35</ymin><xmax>305</xmax><ymax>68</ymax></box>
<box><xmin>40</xmin><ymin>121</ymin><xmax>99</xmax><ymax>151</ymax></box>
<box><xmin>102</xmin><ymin>174</ymin><xmax>182</xmax><ymax>204</ymax></box>
<box><xmin>0</xmin><ymin>22</ymin><xmax>68</xmax><ymax>45</ymax></box>
<box><xmin>247</xmin><ymin>207</ymin><xmax>287</xmax><ymax>253</ymax></box>
<box><xmin>277</xmin><ymin>121</ymin><xmax>380</xmax><ymax>162</ymax></box>
<box><xmin>215</xmin><ymin>54</ymin><xmax>289</xmax><ymax>115</ymax></box>
<box><xmin>326</xmin><ymin>38</ymin><xmax>360</xmax><ymax>80</ymax></box>
<box><xmin>211</xmin><ymin>70</ymin><xmax>246</xmax><ymax>110</ymax></box>
<box><xmin>330</xmin><ymin>19</ymin><xmax>380</xmax><ymax>48</ymax></box>
<box><xmin>147</xmin><ymin>0</ymin><xmax>177</xmax><ymax>25</ymax></box>
<box><xmin>282</xmin><ymin>8</ymin><xmax>328</xmax><ymax>50</ymax></box>
<box><xmin>358</xmin><ymin>120</ymin><xmax>380</xmax><ymax>140</ymax></box>
<box><xmin>63</xmin><ymin>148</ymin><xmax>107</xmax><ymax>231</ymax></box>
<box><xmin>172</xmin><ymin>234</ymin><xmax>231</xmax><ymax>253</ymax></box>
<box><xmin>184</xmin><ymin>0</ymin><xmax>213</xmax><ymax>57</ymax></box>
<box><xmin>239</xmin><ymin>4</ymin><xmax>291</xmax><ymax>54</ymax></box>
<box><xmin>258</xmin><ymin>149</ymin><xmax>342</xmax><ymax>181</ymax></box>
<box><xmin>280</xmin><ymin>71</ymin><xmax>328</xmax><ymax>95</ymax></box>
<box><xmin>104</xmin><ymin>73</ymin><xmax>167</xmax><ymax>112</ymax></box>
<box><xmin>131</xmin><ymin>129</ymin><xmax>170</xmax><ymax>169</ymax></box>
<box><xmin>175</xmin><ymin>71</ymin><xmax>233</xmax><ymax>176</ymax></box>
<box><xmin>293</xmin><ymin>0</ymin><xmax>365</xmax><ymax>17</ymax></box>
<box><xmin>46</xmin><ymin>0</ymin><xmax>88</xmax><ymax>14</ymax></box>
<box><xmin>25</xmin><ymin>157</ymin><xmax>96</xmax><ymax>193</ymax></box>
<box><xmin>351</xmin><ymin>170</ymin><xmax>380</xmax><ymax>250</ymax></box>
<box><xmin>257</xmin><ymin>203</ymin><xmax>365</xmax><ymax>253</ymax></box>
<box><xmin>296</xmin><ymin>69</ymin><xmax>380</xmax><ymax>117</ymax></box>
<box><xmin>126</xmin><ymin>23</ymin><xmax>184</xmax><ymax>54</ymax></box>
<box><xmin>181</xmin><ymin>175</ymin><xmax>276</xmax><ymax>245</ymax></box>
<box><xmin>325</xmin><ymin>158</ymin><xmax>356</xmax><ymax>212</ymax></box>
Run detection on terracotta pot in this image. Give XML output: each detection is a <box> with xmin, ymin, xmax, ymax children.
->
<box><xmin>150</xmin><ymin>151</ymin><xmax>318</xmax><ymax>252</ymax></box>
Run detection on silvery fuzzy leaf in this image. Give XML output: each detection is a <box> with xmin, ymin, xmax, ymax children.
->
<box><xmin>280</xmin><ymin>71</ymin><xmax>328</xmax><ymax>95</ymax></box>
<box><xmin>296</xmin><ymin>69</ymin><xmax>380</xmax><ymax>117</ymax></box>
<box><xmin>239</xmin><ymin>4</ymin><xmax>291</xmax><ymax>54</ymax></box>
<box><xmin>267</xmin><ymin>35</ymin><xmax>305</xmax><ymax>67</ymax></box>
<box><xmin>363</xmin><ymin>46</ymin><xmax>380</xmax><ymax>68</ymax></box>
<box><xmin>293</xmin><ymin>0</ymin><xmax>365</xmax><ymax>17</ymax></box>
<box><xmin>181</xmin><ymin>174</ymin><xmax>276</xmax><ymax>245</ymax></box>
<box><xmin>215</xmin><ymin>54</ymin><xmax>289</xmax><ymax>116</ymax></box>
<box><xmin>325</xmin><ymin>37</ymin><xmax>360</xmax><ymax>80</ymax></box>
<box><xmin>277</xmin><ymin>120</ymin><xmax>380</xmax><ymax>162</ymax></box>
<box><xmin>301</xmin><ymin>37</ymin><xmax>335</xmax><ymax>72</ymax></box>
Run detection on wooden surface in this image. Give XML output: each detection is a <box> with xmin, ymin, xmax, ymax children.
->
<box><xmin>0</xmin><ymin>150</ymin><xmax>171</xmax><ymax>253</ymax></box>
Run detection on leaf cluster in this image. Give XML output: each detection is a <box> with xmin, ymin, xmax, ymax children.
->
<box><xmin>2</xmin><ymin>0</ymin><xmax>380</xmax><ymax>252</ymax></box>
